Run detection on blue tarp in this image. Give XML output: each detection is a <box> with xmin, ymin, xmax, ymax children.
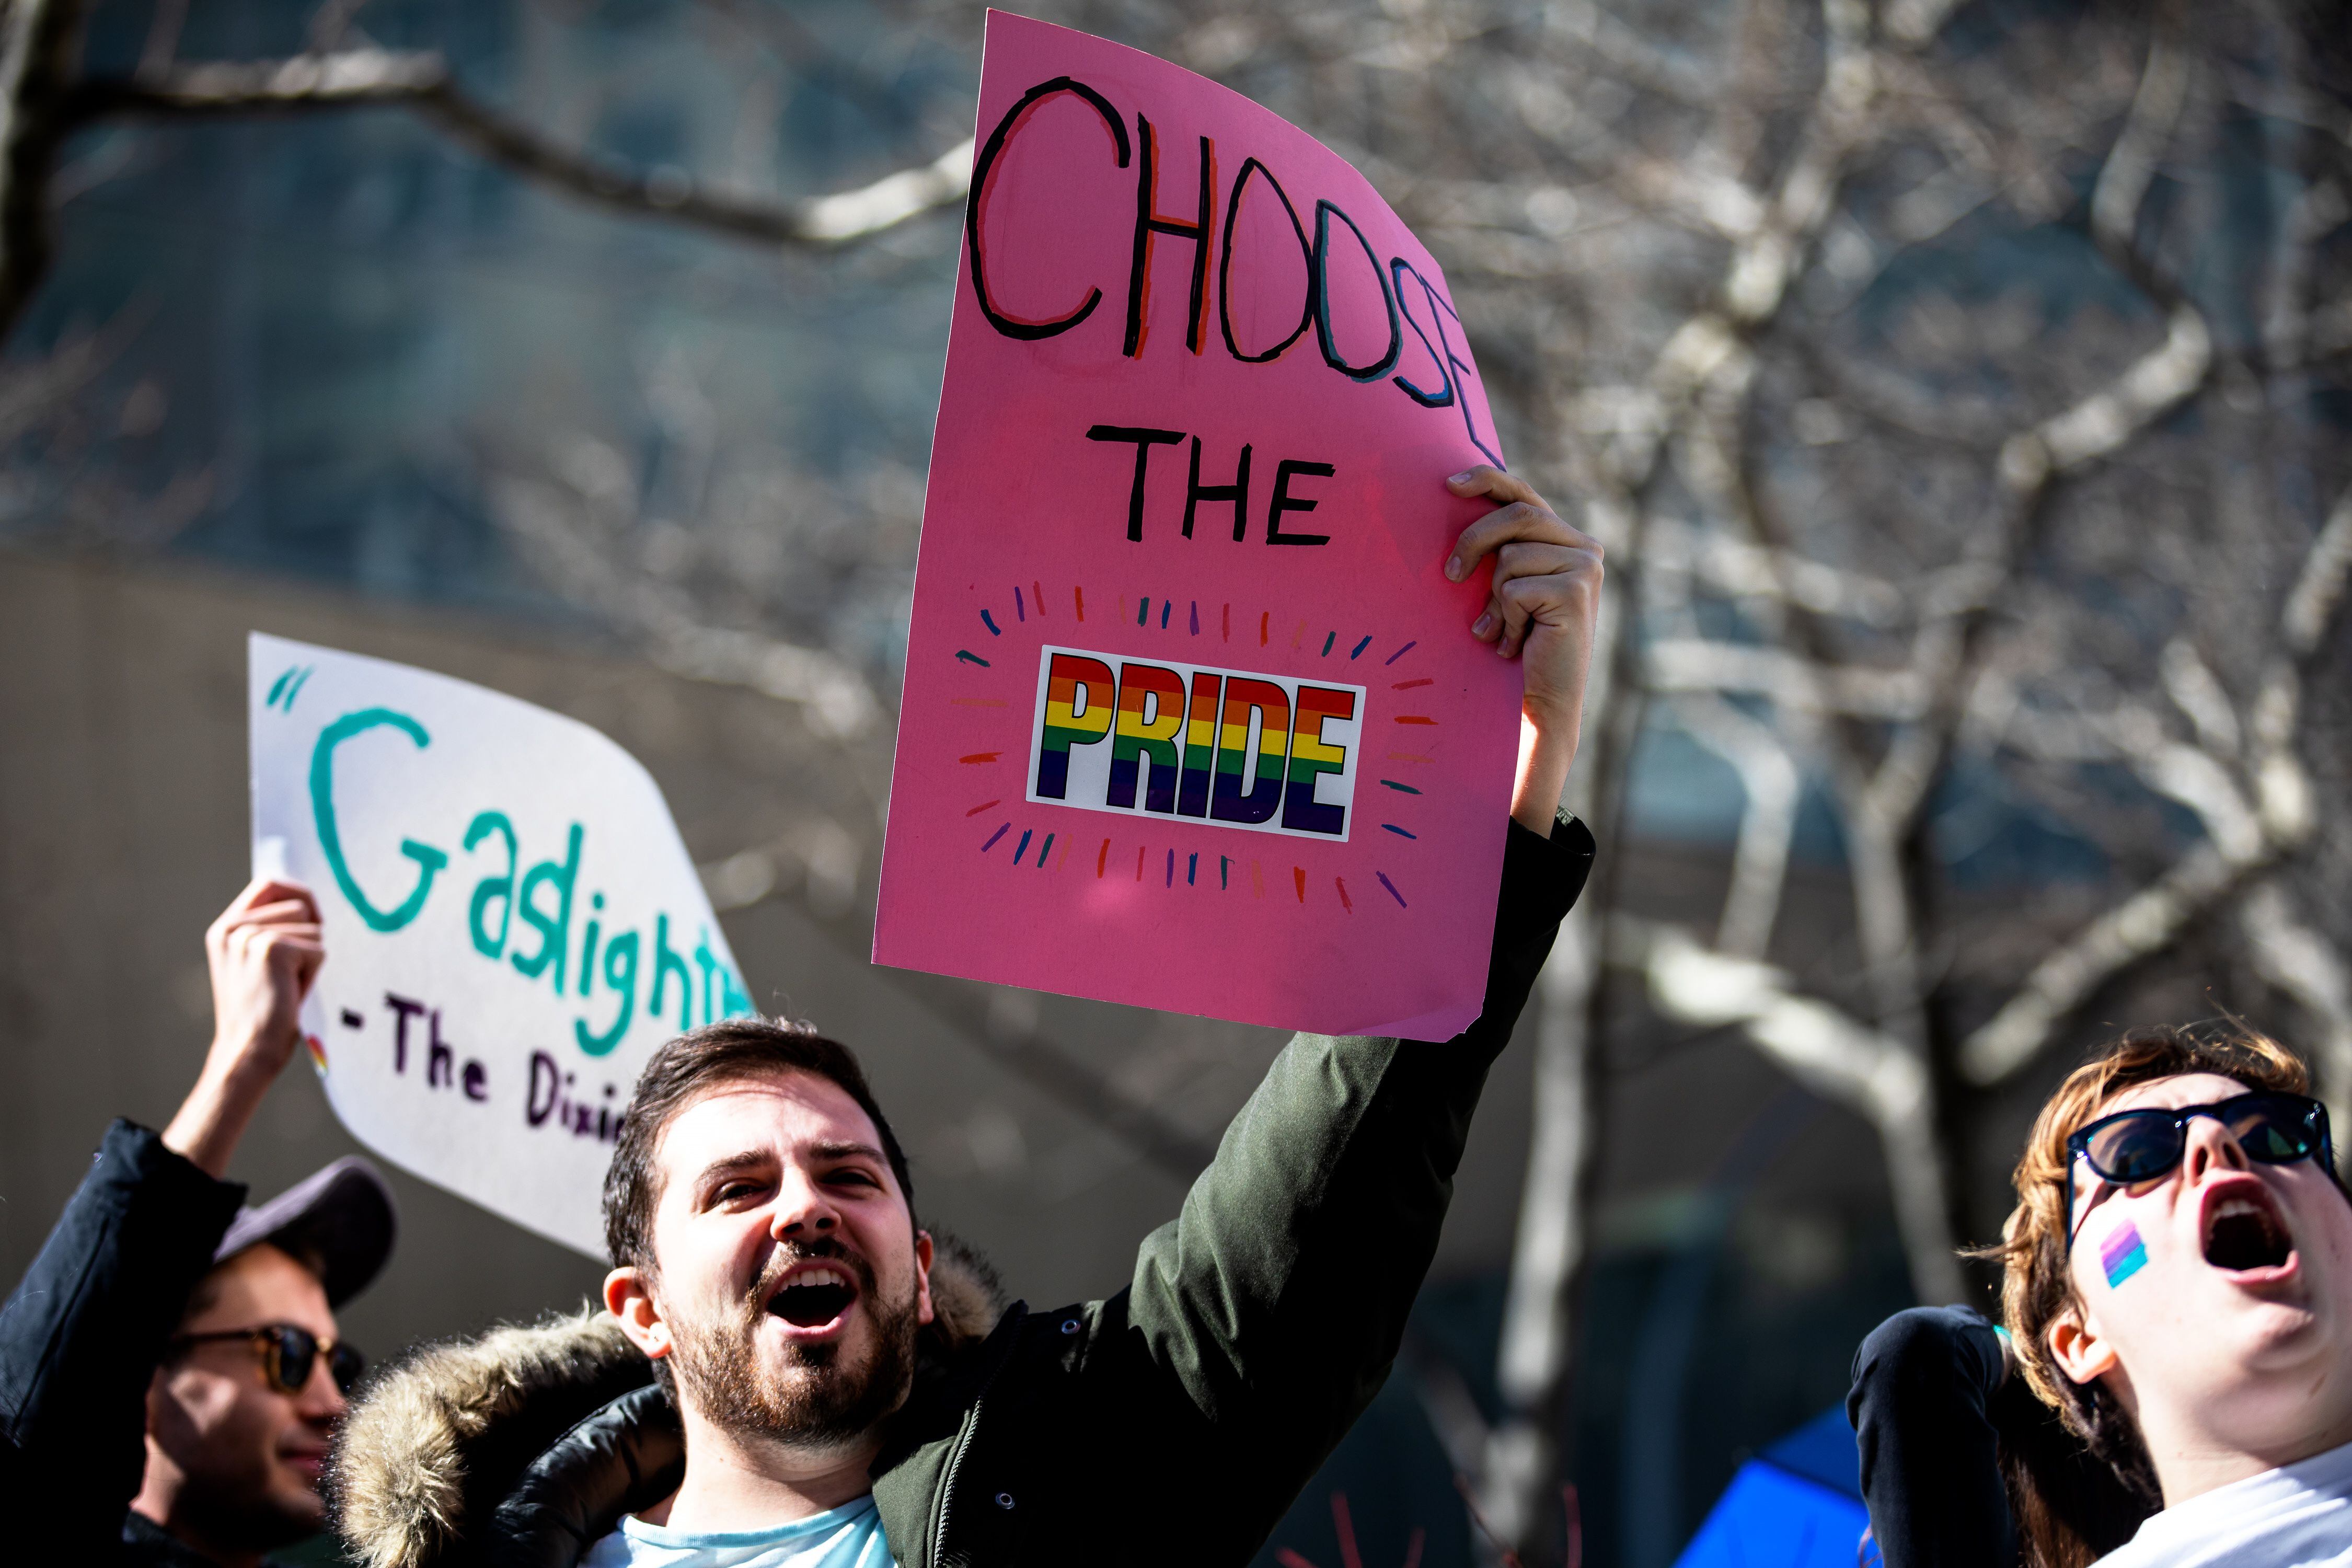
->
<box><xmin>1759</xmin><ymin>1406</ymin><xmax>1864</xmax><ymax>1498</ymax></box>
<box><xmin>1671</xmin><ymin>1407</ymin><xmax>1875</xmax><ymax>1568</ymax></box>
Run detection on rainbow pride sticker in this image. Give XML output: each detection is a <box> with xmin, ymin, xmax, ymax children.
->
<box><xmin>2100</xmin><ymin>1220</ymin><xmax>2148</xmax><ymax>1288</ymax></box>
<box><xmin>304</xmin><ymin>1033</ymin><xmax>328</xmax><ymax>1076</ymax></box>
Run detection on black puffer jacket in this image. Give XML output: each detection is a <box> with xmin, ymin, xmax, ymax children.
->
<box><xmin>0</xmin><ymin>1122</ymin><xmax>250</xmax><ymax>1566</ymax></box>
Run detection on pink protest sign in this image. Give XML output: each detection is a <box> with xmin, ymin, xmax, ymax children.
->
<box><xmin>874</xmin><ymin>11</ymin><xmax>1519</xmax><ymax>1040</ymax></box>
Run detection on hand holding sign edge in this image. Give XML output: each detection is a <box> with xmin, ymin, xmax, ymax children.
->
<box><xmin>164</xmin><ymin>878</ymin><xmax>327</xmax><ymax>1178</ymax></box>
<box><xmin>1442</xmin><ymin>466</ymin><xmax>1603</xmax><ymax>833</ymax></box>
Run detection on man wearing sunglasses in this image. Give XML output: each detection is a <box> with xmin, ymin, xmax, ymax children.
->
<box><xmin>1849</xmin><ymin>1027</ymin><xmax>2352</xmax><ymax>1567</ymax></box>
<box><xmin>0</xmin><ymin>878</ymin><xmax>396</xmax><ymax>1567</ymax></box>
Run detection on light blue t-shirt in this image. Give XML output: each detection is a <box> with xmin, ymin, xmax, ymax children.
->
<box><xmin>580</xmin><ymin>1495</ymin><xmax>893</xmax><ymax>1568</ymax></box>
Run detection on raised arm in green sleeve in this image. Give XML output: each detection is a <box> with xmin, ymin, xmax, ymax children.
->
<box><xmin>1111</xmin><ymin>812</ymin><xmax>1594</xmax><ymax>1551</ymax></box>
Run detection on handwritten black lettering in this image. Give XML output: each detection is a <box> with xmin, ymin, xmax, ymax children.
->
<box><xmin>1311</xmin><ymin>202</ymin><xmax>1400</xmax><ymax>382</ymax></box>
<box><xmin>967</xmin><ymin>77</ymin><xmax>1131</xmax><ymax>341</ymax></box>
<box><xmin>385</xmin><ymin>992</ymin><xmax>425</xmax><ymax>1074</ymax></box>
<box><xmin>1267</xmin><ymin>459</ymin><xmax>1336</xmax><ymax>546</ymax></box>
<box><xmin>1218</xmin><ymin>157</ymin><xmax>1312</xmax><ymax>363</ymax></box>
<box><xmin>1126</xmin><ymin>114</ymin><xmax>1214</xmax><ymax>357</ymax></box>
<box><xmin>1184</xmin><ymin>437</ymin><xmax>1252</xmax><ymax>541</ymax></box>
<box><xmin>1086</xmin><ymin>424</ymin><xmax>1184</xmax><ymax>541</ymax></box>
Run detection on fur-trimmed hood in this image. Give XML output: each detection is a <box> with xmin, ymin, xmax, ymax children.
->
<box><xmin>332</xmin><ymin>1237</ymin><xmax>1008</xmax><ymax>1568</ymax></box>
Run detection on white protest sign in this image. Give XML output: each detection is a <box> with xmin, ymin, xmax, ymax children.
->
<box><xmin>249</xmin><ymin>633</ymin><xmax>753</xmax><ymax>1258</ymax></box>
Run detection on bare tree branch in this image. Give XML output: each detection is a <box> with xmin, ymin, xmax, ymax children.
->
<box><xmin>1848</xmin><ymin>293</ymin><xmax>2215</xmax><ymax>1060</ymax></box>
<box><xmin>1484</xmin><ymin>914</ymin><xmax>1602</xmax><ymax>1550</ymax></box>
<box><xmin>2284</xmin><ymin>482</ymin><xmax>2352</xmax><ymax>662</ymax></box>
<box><xmin>2158</xmin><ymin>639</ymin><xmax>2244</xmax><ymax>759</ymax></box>
<box><xmin>1612</xmin><ymin>915</ymin><xmax>1965</xmax><ymax>1301</ymax></box>
<box><xmin>305</xmin><ymin>0</ymin><xmax>374</xmax><ymax>56</ymax></box>
<box><xmin>488</xmin><ymin>470</ymin><xmax>888</xmax><ymax>748</ymax></box>
<box><xmin>1476</xmin><ymin>4</ymin><xmax>1995</xmax><ymax>1544</ymax></box>
<box><xmin>1644</xmin><ymin>638</ymin><xmax>1922</xmax><ymax>715</ymax></box>
<box><xmin>1644</xmin><ymin>514</ymin><xmax>1909</xmax><ymax>626</ymax></box>
<box><xmin>2088</xmin><ymin>1</ymin><xmax>2190</xmax><ymax>258</ymax></box>
<box><xmin>2241</xmin><ymin>882</ymin><xmax>2352</xmax><ymax>1141</ymax></box>
<box><xmin>1865</xmin><ymin>9</ymin><xmax>2216</xmax><ymax>851</ymax></box>
<box><xmin>1960</xmin><ymin>481</ymin><xmax>2352</xmax><ymax>1085</ymax></box>
<box><xmin>1959</xmin><ymin>843</ymin><xmax>2268</xmax><ymax>1084</ymax></box>
<box><xmin>136</xmin><ymin>0</ymin><xmax>187</xmax><ymax>82</ymax></box>
<box><xmin>1545</xmin><ymin>0</ymin><xmax>1720</xmax><ymax>107</ymax></box>
<box><xmin>0</xmin><ymin>0</ymin><xmax>92</xmax><ymax>333</ymax></box>
<box><xmin>1671</xmin><ymin>696</ymin><xmax>1802</xmax><ymax>958</ymax></box>
<box><xmin>70</xmin><ymin>50</ymin><xmax>975</xmax><ymax>248</ymax></box>
<box><xmin>0</xmin><ymin>6</ymin><xmax>979</xmax><ymax>345</ymax></box>
<box><xmin>1717</xmin><ymin>0</ymin><xmax>1877</xmax><ymax>326</ymax></box>
<box><xmin>2003</xmin><ymin>304</ymin><xmax>2213</xmax><ymax>486</ymax></box>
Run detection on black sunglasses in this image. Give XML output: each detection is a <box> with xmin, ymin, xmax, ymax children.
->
<box><xmin>2065</xmin><ymin>1091</ymin><xmax>2333</xmax><ymax>1238</ymax></box>
<box><xmin>172</xmin><ymin>1323</ymin><xmax>365</xmax><ymax>1396</ymax></box>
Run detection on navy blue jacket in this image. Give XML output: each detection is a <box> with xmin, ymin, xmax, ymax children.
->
<box><xmin>0</xmin><ymin>1120</ymin><xmax>249</xmax><ymax>1564</ymax></box>
<box><xmin>1849</xmin><ymin>1305</ymin><xmax>2149</xmax><ymax>1568</ymax></box>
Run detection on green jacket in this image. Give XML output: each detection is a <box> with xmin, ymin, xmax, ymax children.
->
<box><xmin>332</xmin><ymin>814</ymin><xmax>1594</xmax><ymax>1568</ymax></box>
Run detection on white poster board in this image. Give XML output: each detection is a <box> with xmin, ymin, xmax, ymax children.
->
<box><xmin>249</xmin><ymin>633</ymin><xmax>752</xmax><ymax>1258</ymax></box>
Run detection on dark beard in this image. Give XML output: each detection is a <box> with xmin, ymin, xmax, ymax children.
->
<box><xmin>667</xmin><ymin>1239</ymin><xmax>919</xmax><ymax>1448</ymax></box>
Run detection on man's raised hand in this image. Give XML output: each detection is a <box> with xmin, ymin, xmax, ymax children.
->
<box><xmin>1442</xmin><ymin>466</ymin><xmax>1604</xmax><ymax>831</ymax></box>
<box><xmin>204</xmin><ymin>878</ymin><xmax>325</xmax><ymax>1076</ymax></box>
<box><xmin>165</xmin><ymin>879</ymin><xmax>326</xmax><ymax>1177</ymax></box>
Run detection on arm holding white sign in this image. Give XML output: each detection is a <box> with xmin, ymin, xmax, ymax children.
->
<box><xmin>1</xmin><ymin>879</ymin><xmax>396</xmax><ymax>1567</ymax></box>
<box><xmin>163</xmin><ymin>878</ymin><xmax>326</xmax><ymax>1177</ymax></box>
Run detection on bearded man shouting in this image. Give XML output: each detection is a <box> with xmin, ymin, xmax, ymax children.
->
<box><xmin>331</xmin><ymin>468</ymin><xmax>1601</xmax><ymax>1568</ymax></box>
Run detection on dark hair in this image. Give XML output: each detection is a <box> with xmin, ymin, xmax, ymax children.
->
<box><xmin>181</xmin><ymin>1238</ymin><xmax>330</xmax><ymax>1326</ymax></box>
<box><xmin>601</xmin><ymin>1017</ymin><xmax>914</xmax><ymax>1275</ymax></box>
<box><xmin>1981</xmin><ymin>1025</ymin><xmax>2320</xmax><ymax>1567</ymax></box>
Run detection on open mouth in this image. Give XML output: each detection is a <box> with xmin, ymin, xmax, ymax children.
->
<box><xmin>2203</xmin><ymin>1183</ymin><xmax>2294</xmax><ymax>1273</ymax></box>
<box><xmin>766</xmin><ymin>1260</ymin><xmax>860</xmax><ymax>1329</ymax></box>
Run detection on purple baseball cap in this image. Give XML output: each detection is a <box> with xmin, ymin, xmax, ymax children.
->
<box><xmin>212</xmin><ymin>1156</ymin><xmax>398</xmax><ymax>1307</ymax></box>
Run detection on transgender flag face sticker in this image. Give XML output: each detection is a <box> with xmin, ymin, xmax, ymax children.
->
<box><xmin>2100</xmin><ymin>1220</ymin><xmax>2149</xmax><ymax>1289</ymax></box>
